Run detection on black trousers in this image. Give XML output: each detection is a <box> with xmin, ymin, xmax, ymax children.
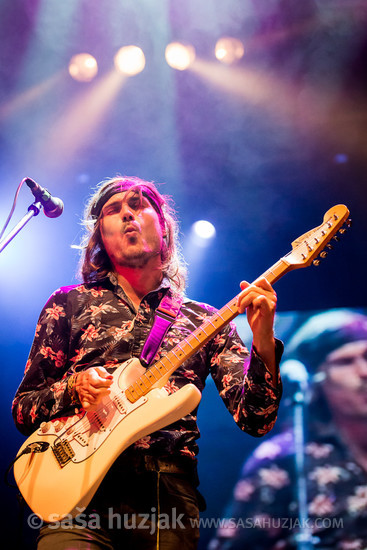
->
<box><xmin>37</xmin><ymin>454</ymin><xmax>203</xmax><ymax>550</ymax></box>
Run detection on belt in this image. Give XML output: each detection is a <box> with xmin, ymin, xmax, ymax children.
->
<box><xmin>142</xmin><ymin>455</ymin><xmax>190</xmax><ymax>474</ymax></box>
<box><xmin>118</xmin><ymin>452</ymin><xmax>196</xmax><ymax>476</ymax></box>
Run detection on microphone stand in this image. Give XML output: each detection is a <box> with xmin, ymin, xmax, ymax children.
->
<box><xmin>0</xmin><ymin>201</ymin><xmax>42</xmax><ymax>254</ymax></box>
<box><xmin>291</xmin><ymin>381</ymin><xmax>317</xmax><ymax>550</ymax></box>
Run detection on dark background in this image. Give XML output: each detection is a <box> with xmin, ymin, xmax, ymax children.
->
<box><xmin>1</xmin><ymin>1</ymin><xmax>366</xmax><ymax>547</ymax></box>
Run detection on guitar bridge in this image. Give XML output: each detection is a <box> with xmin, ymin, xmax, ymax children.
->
<box><xmin>52</xmin><ymin>439</ymin><xmax>75</xmax><ymax>467</ymax></box>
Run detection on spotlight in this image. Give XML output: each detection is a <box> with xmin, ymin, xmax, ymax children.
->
<box><xmin>215</xmin><ymin>37</ymin><xmax>244</xmax><ymax>65</ymax></box>
<box><xmin>114</xmin><ymin>46</ymin><xmax>146</xmax><ymax>76</ymax></box>
<box><xmin>165</xmin><ymin>42</ymin><xmax>195</xmax><ymax>71</ymax></box>
<box><xmin>68</xmin><ymin>53</ymin><xmax>98</xmax><ymax>82</ymax></box>
<box><xmin>192</xmin><ymin>220</ymin><xmax>216</xmax><ymax>240</ymax></box>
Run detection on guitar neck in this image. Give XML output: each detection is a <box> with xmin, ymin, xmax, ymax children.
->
<box><xmin>124</xmin><ymin>204</ymin><xmax>350</xmax><ymax>403</ymax></box>
<box><xmin>125</xmin><ymin>257</ymin><xmax>290</xmax><ymax>403</ymax></box>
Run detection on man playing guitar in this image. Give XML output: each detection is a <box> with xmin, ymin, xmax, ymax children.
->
<box><xmin>12</xmin><ymin>176</ymin><xmax>282</xmax><ymax>550</ymax></box>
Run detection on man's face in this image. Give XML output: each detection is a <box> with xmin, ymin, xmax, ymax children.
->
<box><xmin>322</xmin><ymin>340</ymin><xmax>367</xmax><ymax>419</ymax></box>
<box><xmin>99</xmin><ymin>190</ymin><xmax>165</xmax><ymax>269</ymax></box>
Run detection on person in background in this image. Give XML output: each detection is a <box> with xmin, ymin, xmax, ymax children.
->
<box><xmin>210</xmin><ymin>309</ymin><xmax>367</xmax><ymax>550</ymax></box>
<box><xmin>12</xmin><ymin>176</ymin><xmax>283</xmax><ymax>550</ymax></box>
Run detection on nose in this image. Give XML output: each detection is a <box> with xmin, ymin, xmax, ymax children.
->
<box><xmin>120</xmin><ymin>203</ymin><xmax>134</xmax><ymax>223</ymax></box>
<box><xmin>357</xmin><ymin>357</ymin><xmax>367</xmax><ymax>379</ymax></box>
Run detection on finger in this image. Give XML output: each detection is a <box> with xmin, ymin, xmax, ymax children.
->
<box><xmin>237</xmin><ymin>281</ymin><xmax>257</xmax><ymax>305</ymax></box>
<box><xmin>239</xmin><ymin>291</ymin><xmax>276</xmax><ymax>314</ymax></box>
<box><xmin>252</xmin><ymin>277</ymin><xmax>275</xmax><ymax>292</ymax></box>
<box><xmin>76</xmin><ymin>376</ymin><xmax>101</xmax><ymax>397</ymax></box>
<box><xmin>95</xmin><ymin>366</ymin><xmax>114</xmax><ymax>380</ymax></box>
<box><xmin>240</xmin><ymin>279</ymin><xmax>277</xmax><ymax>306</ymax></box>
<box><xmin>240</xmin><ymin>278</ymin><xmax>274</xmax><ymax>292</ymax></box>
<box><xmin>239</xmin><ymin>280</ymin><xmax>250</xmax><ymax>290</ymax></box>
<box><xmin>80</xmin><ymin>388</ymin><xmax>98</xmax><ymax>401</ymax></box>
<box><xmin>87</xmin><ymin>369</ymin><xmax>113</xmax><ymax>388</ymax></box>
<box><xmin>238</xmin><ymin>279</ymin><xmax>276</xmax><ymax>304</ymax></box>
<box><xmin>79</xmin><ymin>386</ymin><xmax>110</xmax><ymax>409</ymax></box>
<box><xmin>83</xmin><ymin>387</ymin><xmax>112</xmax><ymax>402</ymax></box>
<box><xmin>91</xmin><ymin>377</ymin><xmax>113</xmax><ymax>389</ymax></box>
<box><xmin>237</xmin><ymin>285</ymin><xmax>269</xmax><ymax>311</ymax></box>
<box><xmin>237</xmin><ymin>290</ymin><xmax>256</xmax><ymax>313</ymax></box>
<box><xmin>76</xmin><ymin>381</ymin><xmax>112</xmax><ymax>406</ymax></box>
<box><xmin>239</xmin><ymin>281</ymin><xmax>275</xmax><ymax>299</ymax></box>
<box><xmin>251</xmin><ymin>294</ymin><xmax>274</xmax><ymax>312</ymax></box>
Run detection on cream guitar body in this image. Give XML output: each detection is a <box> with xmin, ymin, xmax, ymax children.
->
<box><xmin>14</xmin><ymin>357</ymin><xmax>201</xmax><ymax>522</ymax></box>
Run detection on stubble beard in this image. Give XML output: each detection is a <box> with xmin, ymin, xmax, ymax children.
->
<box><xmin>115</xmin><ymin>236</ymin><xmax>162</xmax><ymax>269</ymax></box>
<box><xmin>116</xmin><ymin>249</ymin><xmax>160</xmax><ymax>268</ymax></box>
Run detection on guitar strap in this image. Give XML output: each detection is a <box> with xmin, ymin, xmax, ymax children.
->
<box><xmin>139</xmin><ymin>291</ymin><xmax>183</xmax><ymax>368</ymax></box>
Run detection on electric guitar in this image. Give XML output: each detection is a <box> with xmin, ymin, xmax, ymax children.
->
<box><xmin>13</xmin><ymin>204</ymin><xmax>350</xmax><ymax>522</ymax></box>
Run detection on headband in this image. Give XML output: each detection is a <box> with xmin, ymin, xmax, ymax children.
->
<box><xmin>90</xmin><ymin>181</ymin><xmax>165</xmax><ymax>222</ymax></box>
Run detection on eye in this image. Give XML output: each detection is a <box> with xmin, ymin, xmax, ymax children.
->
<box><xmin>128</xmin><ymin>196</ymin><xmax>141</xmax><ymax>209</ymax></box>
<box><xmin>102</xmin><ymin>201</ymin><xmax>122</xmax><ymax>216</ymax></box>
<box><xmin>105</xmin><ymin>204</ymin><xmax>120</xmax><ymax>215</ymax></box>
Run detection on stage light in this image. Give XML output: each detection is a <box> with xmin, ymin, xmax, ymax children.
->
<box><xmin>215</xmin><ymin>37</ymin><xmax>244</xmax><ymax>65</ymax></box>
<box><xmin>68</xmin><ymin>53</ymin><xmax>98</xmax><ymax>82</ymax></box>
<box><xmin>165</xmin><ymin>42</ymin><xmax>195</xmax><ymax>71</ymax></box>
<box><xmin>192</xmin><ymin>220</ymin><xmax>216</xmax><ymax>240</ymax></box>
<box><xmin>114</xmin><ymin>46</ymin><xmax>146</xmax><ymax>76</ymax></box>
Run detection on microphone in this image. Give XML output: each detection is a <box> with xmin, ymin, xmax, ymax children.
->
<box><xmin>25</xmin><ymin>177</ymin><xmax>64</xmax><ymax>218</ymax></box>
<box><xmin>281</xmin><ymin>359</ymin><xmax>310</xmax><ymax>406</ymax></box>
<box><xmin>281</xmin><ymin>359</ymin><xmax>309</xmax><ymax>387</ymax></box>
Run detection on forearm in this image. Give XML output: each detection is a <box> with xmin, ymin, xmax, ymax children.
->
<box><xmin>210</xmin><ymin>320</ymin><xmax>283</xmax><ymax>437</ymax></box>
<box><xmin>252</xmin><ymin>334</ymin><xmax>277</xmax><ymax>384</ymax></box>
<box><xmin>12</xmin><ymin>289</ymin><xmax>73</xmax><ymax>435</ymax></box>
<box><xmin>233</xmin><ymin>340</ymin><xmax>283</xmax><ymax>435</ymax></box>
<box><xmin>12</xmin><ymin>375</ymin><xmax>75</xmax><ymax>435</ymax></box>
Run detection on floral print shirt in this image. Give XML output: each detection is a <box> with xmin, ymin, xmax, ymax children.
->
<box><xmin>210</xmin><ymin>430</ymin><xmax>367</xmax><ymax>549</ymax></box>
<box><xmin>12</xmin><ymin>275</ymin><xmax>283</xmax><ymax>461</ymax></box>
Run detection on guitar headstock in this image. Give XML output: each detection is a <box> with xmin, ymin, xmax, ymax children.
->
<box><xmin>284</xmin><ymin>204</ymin><xmax>351</xmax><ymax>268</ymax></box>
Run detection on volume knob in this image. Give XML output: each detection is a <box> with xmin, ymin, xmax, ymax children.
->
<box><xmin>40</xmin><ymin>421</ymin><xmax>51</xmax><ymax>433</ymax></box>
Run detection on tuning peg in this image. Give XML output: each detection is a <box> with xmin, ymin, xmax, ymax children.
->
<box><xmin>339</xmin><ymin>228</ymin><xmax>346</xmax><ymax>234</ymax></box>
<box><xmin>333</xmin><ymin>235</ymin><xmax>339</xmax><ymax>242</ymax></box>
<box><xmin>313</xmin><ymin>259</ymin><xmax>321</xmax><ymax>266</ymax></box>
<box><xmin>326</xmin><ymin>243</ymin><xmax>333</xmax><ymax>250</ymax></box>
<box><xmin>320</xmin><ymin>251</ymin><xmax>328</xmax><ymax>258</ymax></box>
<box><xmin>347</xmin><ymin>218</ymin><xmax>352</xmax><ymax>227</ymax></box>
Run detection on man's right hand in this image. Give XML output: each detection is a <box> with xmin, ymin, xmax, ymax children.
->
<box><xmin>75</xmin><ymin>367</ymin><xmax>113</xmax><ymax>410</ymax></box>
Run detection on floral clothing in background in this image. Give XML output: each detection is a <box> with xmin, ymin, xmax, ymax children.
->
<box><xmin>210</xmin><ymin>430</ymin><xmax>367</xmax><ymax>550</ymax></box>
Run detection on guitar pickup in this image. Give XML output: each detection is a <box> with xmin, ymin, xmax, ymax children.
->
<box><xmin>112</xmin><ymin>394</ymin><xmax>126</xmax><ymax>415</ymax></box>
<box><xmin>74</xmin><ymin>433</ymin><xmax>88</xmax><ymax>447</ymax></box>
<box><xmin>52</xmin><ymin>439</ymin><xmax>75</xmax><ymax>468</ymax></box>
